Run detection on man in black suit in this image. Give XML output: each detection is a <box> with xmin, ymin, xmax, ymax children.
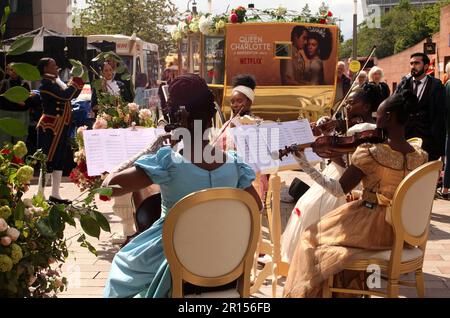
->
<box><xmin>395</xmin><ymin>52</ymin><xmax>446</xmax><ymax>161</ymax></box>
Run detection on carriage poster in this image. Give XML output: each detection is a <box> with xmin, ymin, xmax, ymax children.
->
<box><xmin>223</xmin><ymin>22</ymin><xmax>339</xmax><ymax>121</ymax></box>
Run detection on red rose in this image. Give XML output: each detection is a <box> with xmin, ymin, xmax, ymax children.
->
<box><xmin>11</xmin><ymin>156</ymin><xmax>24</xmax><ymax>164</ymax></box>
<box><xmin>78</xmin><ymin>161</ymin><xmax>87</xmax><ymax>173</ymax></box>
<box><xmin>1</xmin><ymin>149</ymin><xmax>11</xmax><ymax>155</ymax></box>
<box><xmin>327</xmin><ymin>11</ymin><xmax>333</xmax><ymax>17</ymax></box>
<box><xmin>319</xmin><ymin>18</ymin><xmax>327</xmax><ymax>24</ymax></box>
<box><xmin>99</xmin><ymin>195</ymin><xmax>111</xmax><ymax>202</ymax></box>
<box><xmin>229</xmin><ymin>13</ymin><xmax>238</xmax><ymax>23</ymax></box>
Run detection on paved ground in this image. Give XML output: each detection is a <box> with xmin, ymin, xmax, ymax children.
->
<box><xmin>24</xmin><ymin>171</ymin><xmax>450</xmax><ymax>298</ymax></box>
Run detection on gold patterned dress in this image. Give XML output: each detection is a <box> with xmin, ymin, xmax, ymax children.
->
<box><xmin>283</xmin><ymin>143</ymin><xmax>428</xmax><ymax>298</ymax></box>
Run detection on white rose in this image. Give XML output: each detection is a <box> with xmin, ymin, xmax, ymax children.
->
<box><xmin>275</xmin><ymin>6</ymin><xmax>287</xmax><ymax>16</ymax></box>
<box><xmin>199</xmin><ymin>15</ymin><xmax>214</xmax><ymax>35</ymax></box>
<box><xmin>7</xmin><ymin>227</ymin><xmax>20</xmax><ymax>241</ymax></box>
<box><xmin>127</xmin><ymin>103</ymin><xmax>139</xmax><ymax>113</ymax></box>
<box><xmin>31</xmin><ymin>207</ymin><xmax>44</xmax><ymax>215</ymax></box>
<box><xmin>139</xmin><ymin>109</ymin><xmax>152</xmax><ymax>121</ymax></box>
<box><xmin>0</xmin><ymin>218</ymin><xmax>7</xmax><ymax>232</ymax></box>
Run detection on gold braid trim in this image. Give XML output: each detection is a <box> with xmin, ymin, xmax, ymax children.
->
<box><xmin>47</xmin><ymin>101</ymin><xmax>72</xmax><ymax>161</ymax></box>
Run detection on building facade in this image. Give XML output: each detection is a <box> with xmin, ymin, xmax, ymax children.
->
<box><xmin>362</xmin><ymin>0</ymin><xmax>438</xmax><ymax>17</ymax></box>
<box><xmin>377</xmin><ymin>4</ymin><xmax>450</xmax><ymax>91</ymax></box>
<box><xmin>0</xmin><ymin>0</ymin><xmax>71</xmax><ymax>38</ymax></box>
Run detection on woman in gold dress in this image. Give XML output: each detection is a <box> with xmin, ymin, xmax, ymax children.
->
<box><xmin>283</xmin><ymin>90</ymin><xmax>429</xmax><ymax>297</ymax></box>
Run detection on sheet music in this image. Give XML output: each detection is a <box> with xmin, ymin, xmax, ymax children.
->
<box><xmin>83</xmin><ymin>128</ymin><xmax>160</xmax><ymax>176</ymax></box>
<box><xmin>229</xmin><ymin>119</ymin><xmax>322</xmax><ymax>173</ymax></box>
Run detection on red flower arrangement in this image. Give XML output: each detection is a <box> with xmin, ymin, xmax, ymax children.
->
<box><xmin>70</xmin><ymin>126</ymin><xmax>103</xmax><ymax>192</ymax></box>
<box><xmin>69</xmin><ymin>159</ymin><xmax>101</xmax><ymax>192</ymax></box>
<box><xmin>230</xmin><ymin>6</ymin><xmax>246</xmax><ymax>23</ymax></box>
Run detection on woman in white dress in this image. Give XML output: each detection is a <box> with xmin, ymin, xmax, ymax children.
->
<box><xmin>281</xmin><ymin>83</ymin><xmax>382</xmax><ymax>263</ymax></box>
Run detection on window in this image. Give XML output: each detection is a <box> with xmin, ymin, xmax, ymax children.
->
<box><xmin>203</xmin><ymin>36</ymin><xmax>225</xmax><ymax>84</ymax></box>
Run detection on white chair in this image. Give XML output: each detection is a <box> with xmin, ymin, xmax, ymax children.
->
<box><xmin>162</xmin><ymin>188</ymin><xmax>260</xmax><ymax>298</ymax></box>
<box><xmin>323</xmin><ymin>160</ymin><xmax>442</xmax><ymax>298</ymax></box>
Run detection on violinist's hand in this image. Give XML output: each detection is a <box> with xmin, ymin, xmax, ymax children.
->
<box><xmin>293</xmin><ymin>148</ymin><xmax>305</xmax><ymax>159</ymax></box>
<box><xmin>310</xmin><ymin>122</ymin><xmax>321</xmax><ymax>137</ymax></box>
<box><xmin>316</xmin><ymin>116</ymin><xmax>331</xmax><ymax>126</ymax></box>
<box><xmin>101</xmin><ymin>172</ymin><xmax>114</xmax><ymax>188</ymax></box>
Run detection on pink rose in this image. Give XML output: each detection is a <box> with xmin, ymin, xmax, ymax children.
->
<box><xmin>93</xmin><ymin>117</ymin><xmax>108</xmax><ymax>130</ymax></box>
<box><xmin>1</xmin><ymin>236</ymin><xmax>12</xmax><ymax>246</ymax></box>
<box><xmin>0</xmin><ymin>218</ymin><xmax>7</xmax><ymax>232</ymax></box>
<box><xmin>128</xmin><ymin>103</ymin><xmax>139</xmax><ymax>113</ymax></box>
<box><xmin>6</xmin><ymin>227</ymin><xmax>20</xmax><ymax>241</ymax></box>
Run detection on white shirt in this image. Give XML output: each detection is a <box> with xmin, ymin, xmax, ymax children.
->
<box><xmin>105</xmin><ymin>79</ymin><xmax>121</xmax><ymax>96</ymax></box>
<box><xmin>412</xmin><ymin>76</ymin><xmax>428</xmax><ymax>101</ymax></box>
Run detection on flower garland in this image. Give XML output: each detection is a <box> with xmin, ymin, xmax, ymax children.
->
<box><xmin>172</xmin><ymin>6</ymin><xmax>337</xmax><ymax>40</ymax></box>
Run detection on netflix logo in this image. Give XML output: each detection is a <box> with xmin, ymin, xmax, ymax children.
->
<box><xmin>240</xmin><ymin>58</ymin><xmax>263</xmax><ymax>64</ymax></box>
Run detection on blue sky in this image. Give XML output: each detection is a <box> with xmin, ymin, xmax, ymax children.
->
<box><xmin>75</xmin><ymin>0</ymin><xmax>365</xmax><ymax>40</ymax></box>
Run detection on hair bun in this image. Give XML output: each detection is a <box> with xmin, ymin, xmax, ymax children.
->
<box><xmin>232</xmin><ymin>74</ymin><xmax>256</xmax><ymax>90</ymax></box>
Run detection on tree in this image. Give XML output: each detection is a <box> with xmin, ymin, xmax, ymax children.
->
<box><xmin>339</xmin><ymin>38</ymin><xmax>352</xmax><ymax>59</ymax></box>
<box><xmin>339</xmin><ymin>0</ymin><xmax>450</xmax><ymax>60</ymax></box>
<box><xmin>73</xmin><ymin>0</ymin><xmax>178</xmax><ymax>63</ymax></box>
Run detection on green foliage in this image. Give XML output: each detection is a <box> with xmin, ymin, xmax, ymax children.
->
<box><xmin>340</xmin><ymin>0</ymin><xmax>450</xmax><ymax>59</ymax></box>
<box><xmin>0</xmin><ymin>5</ymin><xmax>10</xmax><ymax>36</ymax></box>
<box><xmin>0</xmin><ymin>142</ymin><xmax>112</xmax><ymax>298</ymax></box>
<box><xmin>7</xmin><ymin>37</ymin><xmax>34</xmax><ymax>56</ymax></box>
<box><xmin>0</xmin><ymin>118</ymin><xmax>28</xmax><ymax>137</ymax></box>
<box><xmin>73</xmin><ymin>0</ymin><xmax>178</xmax><ymax>61</ymax></box>
<box><xmin>10</xmin><ymin>63</ymin><xmax>41</xmax><ymax>81</ymax></box>
<box><xmin>0</xmin><ymin>86</ymin><xmax>30</xmax><ymax>104</ymax></box>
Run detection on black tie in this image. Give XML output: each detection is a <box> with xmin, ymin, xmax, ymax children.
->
<box><xmin>413</xmin><ymin>80</ymin><xmax>421</xmax><ymax>96</ymax></box>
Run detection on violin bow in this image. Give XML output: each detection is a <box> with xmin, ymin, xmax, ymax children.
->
<box><xmin>332</xmin><ymin>46</ymin><xmax>377</xmax><ymax>120</ymax></box>
<box><xmin>210</xmin><ymin>105</ymin><xmax>244</xmax><ymax>148</ymax></box>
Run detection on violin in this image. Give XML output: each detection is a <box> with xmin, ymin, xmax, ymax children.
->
<box><xmin>277</xmin><ymin>128</ymin><xmax>386</xmax><ymax>160</ymax></box>
<box><xmin>312</xmin><ymin>116</ymin><xmax>366</xmax><ymax>137</ymax></box>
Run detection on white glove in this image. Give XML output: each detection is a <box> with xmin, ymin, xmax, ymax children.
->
<box><xmin>293</xmin><ymin>152</ymin><xmax>346</xmax><ymax>198</ymax></box>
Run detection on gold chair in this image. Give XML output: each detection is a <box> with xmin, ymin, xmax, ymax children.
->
<box><xmin>162</xmin><ymin>188</ymin><xmax>260</xmax><ymax>298</ymax></box>
<box><xmin>323</xmin><ymin>160</ymin><xmax>442</xmax><ymax>298</ymax></box>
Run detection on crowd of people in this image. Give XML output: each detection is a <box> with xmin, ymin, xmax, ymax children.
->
<box><xmin>2</xmin><ymin>49</ymin><xmax>450</xmax><ymax>298</ymax></box>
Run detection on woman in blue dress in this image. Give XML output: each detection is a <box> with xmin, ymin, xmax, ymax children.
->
<box><xmin>102</xmin><ymin>74</ymin><xmax>263</xmax><ymax>298</ymax></box>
